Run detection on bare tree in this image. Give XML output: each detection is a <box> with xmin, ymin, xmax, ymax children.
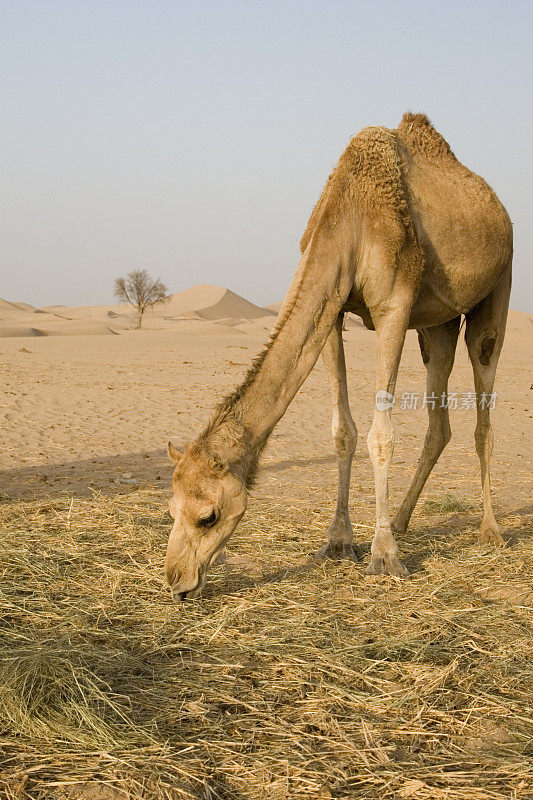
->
<box><xmin>114</xmin><ymin>269</ymin><xmax>169</xmax><ymax>328</ymax></box>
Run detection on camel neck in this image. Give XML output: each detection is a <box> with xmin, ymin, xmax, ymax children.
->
<box><xmin>205</xmin><ymin>228</ymin><xmax>354</xmax><ymax>477</ymax></box>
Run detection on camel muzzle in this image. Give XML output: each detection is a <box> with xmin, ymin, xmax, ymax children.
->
<box><xmin>168</xmin><ymin>561</ymin><xmax>209</xmax><ymax>601</ymax></box>
<box><xmin>171</xmin><ymin>580</ymin><xmax>204</xmax><ymax>601</ymax></box>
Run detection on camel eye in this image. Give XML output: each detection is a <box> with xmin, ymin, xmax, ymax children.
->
<box><xmin>197</xmin><ymin>510</ymin><xmax>218</xmax><ymax>529</ymax></box>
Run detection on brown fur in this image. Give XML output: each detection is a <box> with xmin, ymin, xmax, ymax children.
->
<box><xmin>165</xmin><ymin>111</ymin><xmax>513</xmax><ymax>596</ymax></box>
<box><xmin>397</xmin><ymin>112</ymin><xmax>456</xmax><ymax>161</ymax></box>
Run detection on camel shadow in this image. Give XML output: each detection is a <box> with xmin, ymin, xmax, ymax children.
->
<box><xmin>0</xmin><ymin>449</ymin><xmax>342</xmax><ymax>503</ymax></box>
<box><xmin>376</xmin><ymin>500</ymin><xmax>532</xmax><ymax>569</ymax></box>
<box><xmin>0</xmin><ymin>448</ymin><xmax>172</xmax><ymax>502</ymax></box>
<box><xmin>202</xmin><ymin>556</ymin><xmax>320</xmax><ymax>599</ymax></box>
<box><xmin>393</xmin><ymin>501</ymin><xmax>533</xmax><ymax>574</ymax></box>
<box><xmin>202</xmin><ymin>501</ymin><xmax>533</xmax><ymax>598</ymax></box>
<box><xmin>261</xmin><ymin>454</ymin><xmax>336</xmax><ymax>473</ymax></box>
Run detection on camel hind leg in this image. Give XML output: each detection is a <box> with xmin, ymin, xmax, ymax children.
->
<box><xmin>318</xmin><ymin>313</ymin><xmax>359</xmax><ymax>561</ymax></box>
<box><xmin>392</xmin><ymin>317</ymin><xmax>461</xmax><ymax>534</ymax></box>
<box><xmin>465</xmin><ymin>268</ymin><xmax>511</xmax><ymax>546</ymax></box>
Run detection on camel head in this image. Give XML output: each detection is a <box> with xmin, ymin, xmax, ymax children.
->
<box><xmin>165</xmin><ymin>440</ymin><xmax>248</xmax><ymax>599</ymax></box>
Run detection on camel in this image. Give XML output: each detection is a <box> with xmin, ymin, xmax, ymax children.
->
<box><xmin>165</xmin><ymin>112</ymin><xmax>513</xmax><ymax>600</ymax></box>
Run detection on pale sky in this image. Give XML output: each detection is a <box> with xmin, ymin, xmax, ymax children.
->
<box><xmin>2</xmin><ymin>0</ymin><xmax>532</xmax><ymax>311</ymax></box>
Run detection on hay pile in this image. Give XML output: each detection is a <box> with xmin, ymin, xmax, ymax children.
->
<box><xmin>0</xmin><ymin>490</ymin><xmax>531</xmax><ymax>799</ymax></box>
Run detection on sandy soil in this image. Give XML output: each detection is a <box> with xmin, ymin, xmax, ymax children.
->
<box><xmin>0</xmin><ymin>291</ymin><xmax>530</xmax><ymax>544</ymax></box>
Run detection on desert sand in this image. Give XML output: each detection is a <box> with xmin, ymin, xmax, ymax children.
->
<box><xmin>0</xmin><ymin>285</ymin><xmax>530</xmax><ymax>517</ymax></box>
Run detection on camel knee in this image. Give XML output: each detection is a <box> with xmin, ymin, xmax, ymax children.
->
<box><xmin>332</xmin><ymin>415</ymin><xmax>357</xmax><ymax>459</ymax></box>
<box><xmin>367</xmin><ymin>418</ymin><xmax>394</xmax><ymax>468</ymax></box>
<box><xmin>474</xmin><ymin>420</ymin><xmax>493</xmax><ymax>457</ymax></box>
<box><xmin>425</xmin><ymin>415</ymin><xmax>451</xmax><ymax>455</ymax></box>
<box><xmin>333</xmin><ymin>429</ymin><xmax>357</xmax><ymax>458</ymax></box>
<box><xmin>333</xmin><ymin>425</ymin><xmax>357</xmax><ymax>459</ymax></box>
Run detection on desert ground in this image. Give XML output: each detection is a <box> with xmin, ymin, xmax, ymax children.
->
<box><xmin>0</xmin><ymin>286</ymin><xmax>531</xmax><ymax>799</ymax></box>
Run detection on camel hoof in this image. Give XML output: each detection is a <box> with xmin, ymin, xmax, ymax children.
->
<box><xmin>478</xmin><ymin>525</ymin><xmax>505</xmax><ymax>547</ymax></box>
<box><xmin>315</xmin><ymin>542</ymin><xmax>360</xmax><ymax>562</ymax></box>
<box><xmin>366</xmin><ymin>554</ymin><xmax>409</xmax><ymax>578</ymax></box>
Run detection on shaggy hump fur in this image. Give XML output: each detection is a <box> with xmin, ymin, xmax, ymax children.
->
<box><xmin>397</xmin><ymin>111</ymin><xmax>457</xmax><ymax>161</ymax></box>
<box><xmin>300</xmin><ymin>121</ymin><xmax>419</xmax><ymax>255</ymax></box>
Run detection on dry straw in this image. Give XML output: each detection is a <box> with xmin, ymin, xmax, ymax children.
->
<box><xmin>0</xmin><ymin>489</ymin><xmax>531</xmax><ymax>799</ymax></box>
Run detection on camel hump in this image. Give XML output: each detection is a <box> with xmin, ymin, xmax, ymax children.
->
<box><xmin>397</xmin><ymin>111</ymin><xmax>456</xmax><ymax>161</ymax></box>
<box><xmin>341</xmin><ymin>125</ymin><xmax>408</xmax><ymax>218</ymax></box>
<box><xmin>300</xmin><ymin>125</ymin><xmax>409</xmax><ymax>253</ymax></box>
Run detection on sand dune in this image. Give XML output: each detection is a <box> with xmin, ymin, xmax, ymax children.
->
<box><xmin>0</xmin><ymin>325</ymin><xmax>48</xmax><ymax>337</ymax></box>
<box><xmin>0</xmin><ymin>320</ymin><xmax>118</xmax><ymax>337</ymax></box>
<box><xmin>1</xmin><ymin>285</ymin><xmax>276</xmax><ymax>338</ymax></box>
<box><xmin>0</xmin><ymin>298</ymin><xmax>122</xmax><ymax>338</ymax></box>
<box><xmin>0</xmin><ymin>298</ymin><xmax>34</xmax><ymax>318</ymax></box>
<box><xmin>39</xmin><ymin>303</ymin><xmax>129</xmax><ymax>320</ymax></box>
<box><xmin>36</xmin><ymin>320</ymin><xmax>119</xmax><ymax>336</ymax></box>
<box><xmin>157</xmin><ymin>285</ymin><xmax>275</xmax><ymax>321</ymax></box>
<box><xmin>159</xmin><ymin>318</ymin><xmax>245</xmax><ymax>335</ymax></box>
<box><xmin>38</xmin><ymin>285</ymin><xmax>274</xmax><ymax>324</ymax></box>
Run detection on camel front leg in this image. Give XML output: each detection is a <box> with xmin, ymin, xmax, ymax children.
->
<box><xmin>392</xmin><ymin>317</ymin><xmax>460</xmax><ymax>534</ymax></box>
<box><xmin>366</xmin><ymin>309</ymin><xmax>410</xmax><ymax>577</ymax></box>
<box><xmin>318</xmin><ymin>313</ymin><xmax>359</xmax><ymax>560</ymax></box>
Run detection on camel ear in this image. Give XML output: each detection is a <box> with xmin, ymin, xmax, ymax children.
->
<box><xmin>167</xmin><ymin>441</ymin><xmax>183</xmax><ymax>462</ymax></box>
<box><xmin>208</xmin><ymin>452</ymin><xmax>227</xmax><ymax>474</ymax></box>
